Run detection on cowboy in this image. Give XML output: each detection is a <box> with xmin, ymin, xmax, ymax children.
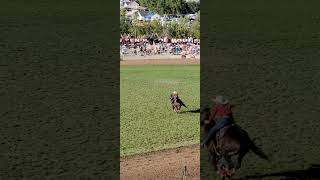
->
<box><xmin>170</xmin><ymin>91</ymin><xmax>187</xmax><ymax>109</ymax></box>
<box><xmin>201</xmin><ymin>96</ymin><xmax>234</xmax><ymax>148</ymax></box>
<box><xmin>170</xmin><ymin>91</ymin><xmax>178</xmax><ymax>99</ymax></box>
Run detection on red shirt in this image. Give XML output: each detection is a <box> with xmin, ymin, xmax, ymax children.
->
<box><xmin>209</xmin><ymin>104</ymin><xmax>233</xmax><ymax>121</ymax></box>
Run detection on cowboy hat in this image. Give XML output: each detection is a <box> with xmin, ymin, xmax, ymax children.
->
<box><xmin>212</xmin><ymin>95</ymin><xmax>229</xmax><ymax>104</ymax></box>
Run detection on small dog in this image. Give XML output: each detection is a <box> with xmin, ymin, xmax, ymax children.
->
<box><xmin>170</xmin><ymin>91</ymin><xmax>187</xmax><ymax>112</ymax></box>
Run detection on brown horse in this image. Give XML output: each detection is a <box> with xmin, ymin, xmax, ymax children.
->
<box><xmin>200</xmin><ymin>108</ymin><xmax>269</xmax><ymax>179</ymax></box>
<box><xmin>170</xmin><ymin>95</ymin><xmax>187</xmax><ymax>112</ymax></box>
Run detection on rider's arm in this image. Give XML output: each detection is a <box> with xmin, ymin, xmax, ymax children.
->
<box><xmin>208</xmin><ymin>106</ymin><xmax>217</xmax><ymax>122</ymax></box>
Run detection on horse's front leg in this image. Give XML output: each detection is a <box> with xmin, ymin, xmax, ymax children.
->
<box><xmin>221</xmin><ymin>177</ymin><xmax>232</xmax><ymax>180</ymax></box>
<box><xmin>177</xmin><ymin>106</ymin><xmax>181</xmax><ymax>112</ymax></box>
<box><xmin>172</xmin><ymin>105</ymin><xmax>177</xmax><ymax>112</ymax></box>
<box><xmin>236</xmin><ymin>152</ymin><xmax>246</xmax><ymax>169</ymax></box>
<box><xmin>220</xmin><ymin>176</ymin><xmax>231</xmax><ymax>180</ymax></box>
<box><xmin>210</xmin><ymin>152</ymin><xmax>218</xmax><ymax>171</ymax></box>
<box><xmin>208</xmin><ymin>152</ymin><xmax>212</xmax><ymax>162</ymax></box>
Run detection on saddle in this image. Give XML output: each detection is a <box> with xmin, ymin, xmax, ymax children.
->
<box><xmin>216</xmin><ymin>124</ymin><xmax>235</xmax><ymax>140</ymax></box>
<box><xmin>211</xmin><ymin>124</ymin><xmax>235</xmax><ymax>155</ymax></box>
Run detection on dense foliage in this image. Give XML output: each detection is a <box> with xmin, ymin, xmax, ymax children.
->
<box><xmin>120</xmin><ymin>11</ymin><xmax>200</xmax><ymax>38</ymax></box>
<box><xmin>137</xmin><ymin>0</ymin><xmax>200</xmax><ymax>15</ymax></box>
<box><xmin>191</xmin><ymin>10</ymin><xmax>200</xmax><ymax>38</ymax></box>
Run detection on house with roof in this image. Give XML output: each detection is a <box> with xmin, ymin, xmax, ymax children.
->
<box><xmin>120</xmin><ymin>0</ymin><xmax>130</xmax><ymax>7</ymax></box>
<box><xmin>186</xmin><ymin>14</ymin><xmax>197</xmax><ymax>20</ymax></box>
<box><xmin>125</xmin><ymin>9</ymin><xmax>138</xmax><ymax>19</ymax></box>
<box><xmin>150</xmin><ymin>13</ymin><xmax>161</xmax><ymax>21</ymax></box>
<box><xmin>121</xmin><ymin>0</ymin><xmax>146</xmax><ymax>12</ymax></box>
<box><xmin>123</xmin><ymin>1</ymin><xmax>139</xmax><ymax>10</ymax></box>
<box><xmin>132</xmin><ymin>10</ymin><xmax>161</xmax><ymax>21</ymax></box>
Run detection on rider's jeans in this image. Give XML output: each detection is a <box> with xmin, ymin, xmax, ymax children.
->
<box><xmin>202</xmin><ymin>118</ymin><xmax>232</xmax><ymax>145</ymax></box>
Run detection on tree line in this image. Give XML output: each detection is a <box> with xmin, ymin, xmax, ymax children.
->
<box><xmin>137</xmin><ymin>0</ymin><xmax>200</xmax><ymax>15</ymax></box>
<box><xmin>120</xmin><ymin>11</ymin><xmax>200</xmax><ymax>39</ymax></box>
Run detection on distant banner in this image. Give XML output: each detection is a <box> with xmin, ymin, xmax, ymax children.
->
<box><xmin>120</xmin><ymin>38</ymin><xmax>200</xmax><ymax>44</ymax></box>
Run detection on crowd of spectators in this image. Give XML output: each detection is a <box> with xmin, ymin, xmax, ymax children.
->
<box><xmin>120</xmin><ymin>37</ymin><xmax>200</xmax><ymax>58</ymax></box>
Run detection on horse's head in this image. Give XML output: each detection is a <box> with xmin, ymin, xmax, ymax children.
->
<box><xmin>170</xmin><ymin>95</ymin><xmax>181</xmax><ymax>112</ymax></box>
<box><xmin>170</xmin><ymin>96</ymin><xmax>180</xmax><ymax>108</ymax></box>
<box><xmin>170</xmin><ymin>95</ymin><xmax>178</xmax><ymax>102</ymax></box>
<box><xmin>216</xmin><ymin>156</ymin><xmax>236</xmax><ymax>178</ymax></box>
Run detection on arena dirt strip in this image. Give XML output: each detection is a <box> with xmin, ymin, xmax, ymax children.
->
<box><xmin>120</xmin><ymin>145</ymin><xmax>200</xmax><ymax>180</ymax></box>
<box><xmin>120</xmin><ymin>59</ymin><xmax>200</xmax><ymax>65</ymax></box>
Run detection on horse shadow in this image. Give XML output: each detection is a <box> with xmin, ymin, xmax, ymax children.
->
<box><xmin>234</xmin><ymin>164</ymin><xmax>320</xmax><ymax>180</ymax></box>
<box><xmin>178</xmin><ymin>108</ymin><xmax>200</xmax><ymax>114</ymax></box>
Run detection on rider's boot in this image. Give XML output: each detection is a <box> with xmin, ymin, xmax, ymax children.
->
<box><xmin>200</xmin><ymin>140</ymin><xmax>210</xmax><ymax>149</ymax></box>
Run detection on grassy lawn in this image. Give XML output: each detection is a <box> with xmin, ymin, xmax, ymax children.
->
<box><xmin>120</xmin><ymin>64</ymin><xmax>200</xmax><ymax>156</ymax></box>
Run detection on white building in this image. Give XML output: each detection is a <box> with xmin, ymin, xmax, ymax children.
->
<box><xmin>120</xmin><ymin>0</ymin><xmax>146</xmax><ymax>11</ymax></box>
<box><xmin>120</xmin><ymin>0</ymin><xmax>130</xmax><ymax>7</ymax></box>
<box><xmin>150</xmin><ymin>13</ymin><xmax>161</xmax><ymax>21</ymax></box>
<box><xmin>132</xmin><ymin>10</ymin><xmax>160</xmax><ymax>21</ymax></box>
<box><xmin>123</xmin><ymin>1</ymin><xmax>140</xmax><ymax>10</ymax></box>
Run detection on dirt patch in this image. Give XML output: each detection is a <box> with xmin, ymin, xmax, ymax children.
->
<box><xmin>120</xmin><ymin>59</ymin><xmax>200</xmax><ymax>65</ymax></box>
<box><xmin>120</xmin><ymin>145</ymin><xmax>200</xmax><ymax>180</ymax></box>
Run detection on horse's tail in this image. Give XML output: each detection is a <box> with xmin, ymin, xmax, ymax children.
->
<box><xmin>179</xmin><ymin>99</ymin><xmax>187</xmax><ymax>108</ymax></box>
<box><xmin>247</xmin><ymin>137</ymin><xmax>269</xmax><ymax>161</ymax></box>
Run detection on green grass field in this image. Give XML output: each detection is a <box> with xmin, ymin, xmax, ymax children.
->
<box><xmin>120</xmin><ymin>64</ymin><xmax>200</xmax><ymax>156</ymax></box>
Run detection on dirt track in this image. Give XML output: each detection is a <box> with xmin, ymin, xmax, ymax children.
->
<box><xmin>120</xmin><ymin>145</ymin><xmax>200</xmax><ymax>180</ymax></box>
<box><xmin>120</xmin><ymin>59</ymin><xmax>200</xmax><ymax>65</ymax></box>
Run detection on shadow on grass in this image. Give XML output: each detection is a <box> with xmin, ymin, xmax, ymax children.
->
<box><xmin>234</xmin><ymin>164</ymin><xmax>320</xmax><ymax>180</ymax></box>
<box><xmin>178</xmin><ymin>108</ymin><xmax>200</xmax><ymax>113</ymax></box>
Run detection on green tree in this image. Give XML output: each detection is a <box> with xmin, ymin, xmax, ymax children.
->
<box><xmin>120</xmin><ymin>16</ymin><xmax>131</xmax><ymax>35</ymax></box>
<box><xmin>150</xmin><ymin>20</ymin><xmax>163</xmax><ymax>37</ymax></box>
<box><xmin>129</xmin><ymin>19</ymin><xmax>142</xmax><ymax>37</ymax></box>
<box><xmin>166</xmin><ymin>17</ymin><xmax>190</xmax><ymax>38</ymax></box>
<box><xmin>191</xmin><ymin>11</ymin><xmax>200</xmax><ymax>38</ymax></box>
<box><xmin>161</xmin><ymin>23</ymin><xmax>170</xmax><ymax>37</ymax></box>
<box><xmin>129</xmin><ymin>19</ymin><xmax>151</xmax><ymax>37</ymax></box>
<box><xmin>137</xmin><ymin>0</ymin><xmax>199</xmax><ymax>15</ymax></box>
<box><xmin>175</xmin><ymin>17</ymin><xmax>191</xmax><ymax>38</ymax></box>
<box><xmin>167</xmin><ymin>21</ymin><xmax>178</xmax><ymax>37</ymax></box>
<box><xmin>182</xmin><ymin>1</ymin><xmax>200</xmax><ymax>14</ymax></box>
<box><xmin>120</xmin><ymin>8</ymin><xmax>126</xmax><ymax>17</ymax></box>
